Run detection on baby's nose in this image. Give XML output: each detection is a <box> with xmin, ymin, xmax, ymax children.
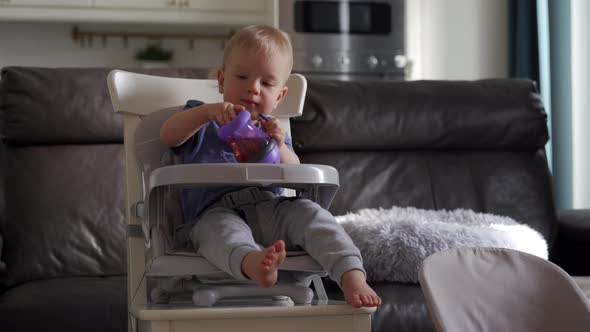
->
<box><xmin>248</xmin><ymin>81</ymin><xmax>261</xmax><ymax>94</ymax></box>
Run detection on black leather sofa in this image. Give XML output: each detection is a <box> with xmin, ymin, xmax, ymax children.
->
<box><xmin>0</xmin><ymin>67</ymin><xmax>588</xmax><ymax>332</ymax></box>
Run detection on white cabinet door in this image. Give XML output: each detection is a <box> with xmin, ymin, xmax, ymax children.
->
<box><xmin>0</xmin><ymin>0</ymin><xmax>275</xmax><ymax>25</ymax></box>
<box><xmin>92</xmin><ymin>0</ymin><xmax>267</xmax><ymax>12</ymax></box>
<box><xmin>92</xmin><ymin>0</ymin><xmax>173</xmax><ymax>9</ymax></box>
<box><xmin>187</xmin><ymin>0</ymin><xmax>266</xmax><ymax>12</ymax></box>
<box><xmin>0</xmin><ymin>0</ymin><xmax>91</xmax><ymax>6</ymax></box>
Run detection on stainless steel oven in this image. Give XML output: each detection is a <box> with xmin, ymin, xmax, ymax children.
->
<box><xmin>279</xmin><ymin>0</ymin><xmax>406</xmax><ymax>81</ymax></box>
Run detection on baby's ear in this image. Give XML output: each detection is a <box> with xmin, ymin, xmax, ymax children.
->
<box><xmin>276</xmin><ymin>86</ymin><xmax>288</xmax><ymax>104</ymax></box>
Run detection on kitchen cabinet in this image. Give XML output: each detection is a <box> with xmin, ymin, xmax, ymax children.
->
<box><xmin>93</xmin><ymin>0</ymin><xmax>266</xmax><ymax>12</ymax></box>
<box><xmin>0</xmin><ymin>0</ymin><xmax>275</xmax><ymax>26</ymax></box>
<box><xmin>0</xmin><ymin>0</ymin><xmax>90</xmax><ymax>6</ymax></box>
<box><xmin>91</xmin><ymin>0</ymin><xmax>178</xmax><ymax>10</ymax></box>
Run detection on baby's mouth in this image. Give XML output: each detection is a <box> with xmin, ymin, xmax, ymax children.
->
<box><xmin>240</xmin><ymin>99</ymin><xmax>258</xmax><ymax>109</ymax></box>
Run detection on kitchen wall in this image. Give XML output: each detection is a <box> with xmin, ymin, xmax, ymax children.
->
<box><xmin>406</xmin><ymin>0</ymin><xmax>509</xmax><ymax>80</ymax></box>
<box><xmin>0</xmin><ymin>21</ymin><xmax>228</xmax><ymax>72</ymax></box>
<box><xmin>568</xmin><ymin>0</ymin><xmax>590</xmax><ymax>208</ymax></box>
<box><xmin>1</xmin><ymin>0</ymin><xmax>510</xmax><ymax>80</ymax></box>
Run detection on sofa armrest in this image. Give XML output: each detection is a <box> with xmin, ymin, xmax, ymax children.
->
<box><xmin>555</xmin><ymin>209</ymin><xmax>590</xmax><ymax>276</ymax></box>
<box><xmin>0</xmin><ymin>232</ymin><xmax>6</xmax><ymax>293</ymax></box>
<box><xmin>0</xmin><ymin>234</ymin><xmax>5</xmax><ymax>271</ymax></box>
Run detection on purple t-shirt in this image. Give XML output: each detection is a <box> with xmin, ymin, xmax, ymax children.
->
<box><xmin>172</xmin><ymin>100</ymin><xmax>293</xmax><ymax>224</ymax></box>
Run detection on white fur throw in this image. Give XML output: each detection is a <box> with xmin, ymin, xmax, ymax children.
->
<box><xmin>336</xmin><ymin>206</ymin><xmax>548</xmax><ymax>283</ymax></box>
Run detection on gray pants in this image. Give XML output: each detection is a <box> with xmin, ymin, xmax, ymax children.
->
<box><xmin>190</xmin><ymin>187</ymin><xmax>364</xmax><ymax>287</ymax></box>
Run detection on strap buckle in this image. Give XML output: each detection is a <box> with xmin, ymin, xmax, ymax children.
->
<box><xmin>222</xmin><ymin>187</ymin><xmax>269</xmax><ymax>209</ymax></box>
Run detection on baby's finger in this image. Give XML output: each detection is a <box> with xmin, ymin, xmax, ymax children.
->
<box><xmin>223</xmin><ymin>109</ymin><xmax>234</xmax><ymax>124</ymax></box>
<box><xmin>216</xmin><ymin>113</ymin><xmax>225</xmax><ymax>124</ymax></box>
<box><xmin>270</xmin><ymin>133</ymin><xmax>285</xmax><ymax>147</ymax></box>
<box><xmin>227</xmin><ymin>109</ymin><xmax>237</xmax><ymax>121</ymax></box>
<box><xmin>265</xmin><ymin>119</ymin><xmax>277</xmax><ymax>129</ymax></box>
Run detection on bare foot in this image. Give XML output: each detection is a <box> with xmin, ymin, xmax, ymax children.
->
<box><xmin>241</xmin><ymin>240</ymin><xmax>286</xmax><ymax>288</ymax></box>
<box><xmin>341</xmin><ymin>269</ymin><xmax>382</xmax><ymax>308</ymax></box>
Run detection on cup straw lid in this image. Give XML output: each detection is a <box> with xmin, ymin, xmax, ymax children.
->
<box><xmin>217</xmin><ymin>109</ymin><xmax>251</xmax><ymax>139</ymax></box>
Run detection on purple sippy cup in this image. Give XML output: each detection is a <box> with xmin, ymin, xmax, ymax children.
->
<box><xmin>217</xmin><ymin>110</ymin><xmax>281</xmax><ymax>164</ymax></box>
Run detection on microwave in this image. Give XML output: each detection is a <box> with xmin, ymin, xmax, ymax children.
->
<box><xmin>279</xmin><ymin>0</ymin><xmax>406</xmax><ymax>80</ymax></box>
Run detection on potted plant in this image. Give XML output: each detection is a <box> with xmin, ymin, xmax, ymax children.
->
<box><xmin>135</xmin><ymin>44</ymin><xmax>174</xmax><ymax>68</ymax></box>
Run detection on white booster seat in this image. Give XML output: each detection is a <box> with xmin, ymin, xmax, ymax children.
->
<box><xmin>107</xmin><ymin>70</ymin><xmax>340</xmax><ymax>307</ymax></box>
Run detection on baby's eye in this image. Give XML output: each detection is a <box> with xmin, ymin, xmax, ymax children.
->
<box><xmin>236</xmin><ymin>74</ymin><xmax>247</xmax><ymax>80</ymax></box>
<box><xmin>262</xmin><ymin>81</ymin><xmax>274</xmax><ymax>87</ymax></box>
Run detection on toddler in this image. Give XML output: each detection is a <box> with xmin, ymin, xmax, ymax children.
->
<box><xmin>160</xmin><ymin>25</ymin><xmax>381</xmax><ymax>308</ymax></box>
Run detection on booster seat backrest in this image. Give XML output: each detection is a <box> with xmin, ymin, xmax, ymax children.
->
<box><xmin>108</xmin><ymin>71</ymin><xmax>307</xmax><ymax>226</ymax></box>
<box><xmin>123</xmin><ymin>77</ymin><xmax>222</xmax><ymax>178</ymax></box>
<box><xmin>134</xmin><ymin>106</ymin><xmax>184</xmax><ymax>175</ymax></box>
<box><xmin>110</xmin><ymin>71</ymin><xmax>307</xmax><ymax>181</ymax></box>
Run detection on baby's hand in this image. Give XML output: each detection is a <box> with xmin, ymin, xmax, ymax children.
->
<box><xmin>261</xmin><ymin>117</ymin><xmax>285</xmax><ymax>148</ymax></box>
<box><xmin>209</xmin><ymin>102</ymin><xmax>244</xmax><ymax>125</ymax></box>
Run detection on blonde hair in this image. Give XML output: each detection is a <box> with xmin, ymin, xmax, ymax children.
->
<box><xmin>222</xmin><ymin>25</ymin><xmax>293</xmax><ymax>77</ymax></box>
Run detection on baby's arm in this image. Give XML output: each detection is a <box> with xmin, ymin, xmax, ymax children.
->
<box><xmin>262</xmin><ymin>118</ymin><xmax>300</xmax><ymax>164</ymax></box>
<box><xmin>160</xmin><ymin>102</ymin><xmax>244</xmax><ymax>147</ymax></box>
<box><xmin>279</xmin><ymin>144</ymin><xmax>300</xmax><ymax>164</ymax></box>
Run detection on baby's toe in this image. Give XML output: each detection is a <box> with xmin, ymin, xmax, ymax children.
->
<box><xmin>361</xmin><ymin>294</ymin><xmax>372</xmax><ymax>306</ymax></box>
<box><xmin>354</xmin><ymin>295</ymin><xmax>364</xmax><ymax>307</ymax></box>
<box><xmin>375</xmin><ymin>295</ymin><xmax>382</xmax><ymax>306</ymax></box>
<box><xmin>368</xmin><ymin>294</ymin><xmax>381</xmax><ymax>307</ymax></box>
<box><xmin>368</xmin><ymin>296</ymin><xmax>378</xmax><ymax>306</ymax></box>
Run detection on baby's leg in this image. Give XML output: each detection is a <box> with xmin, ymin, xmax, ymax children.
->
<box><xmin>191</xmin><ymin>207</ymin><xmax>261</xmax><ymax>280</ymax></box>
<box><xmin>266</xmin><ymin>198</ymin><xmax>382</xmax><ymax>307</ymax></box>
<box><xmin>241</xmin><ymin>240</ymin><xmax>286</xmax><ymax>288</ymax></box>
<box><xmin>191</xmin><ymin>207</ymin><xmax>285</xmax><ymax>287</ymax></box>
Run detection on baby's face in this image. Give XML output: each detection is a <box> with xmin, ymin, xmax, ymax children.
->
<box><xmin>218</xmin><ymin>47</ymin><xmax>289</xmax><ymax>120</ymax></box>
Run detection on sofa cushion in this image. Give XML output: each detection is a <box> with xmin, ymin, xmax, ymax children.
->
<box><xmin>292</xmin><ymin>79</ymin><xmax>548</xmax><ymax>151</ymax></box>
<box><xmin>0</xmin><ymin>67</ymin><xmax>210</xmax><ymax>288</ymax></box>
<box><xmin>1</xmin><ymin>144</ymin><xmax>126</xmax><ymax>288</ymax></box>
<box><xmin>293</xmin><ymin>78</ymin><xmax>557</xmax><ymax>246</ymax></box>
<box><xmin>0</xmin><ymin>276</ymin><xmax>126</xmax><ymax>332</ymax></box>
<box><xmin>0</xmin><ymin>67</ymin><xmax>123</xmax><ymax>145</ymax></box>
<box><xmin>299</xmin><ymin>150</ymin><xmax>556</xmax><ymax>244</ymax></box>
<box><xmin>0</xmin><ymin>67</ymin><xmax>210</xmax><ymax>145</ymax></box>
